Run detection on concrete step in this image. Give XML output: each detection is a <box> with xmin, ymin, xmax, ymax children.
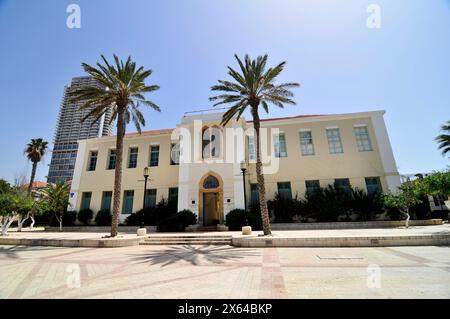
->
<box><xmin>140</xmin><ymin>240</ymin><xmax>231</xmax><ymax>245</ymax></box>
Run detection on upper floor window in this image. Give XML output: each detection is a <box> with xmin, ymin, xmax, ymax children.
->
<box><xmin>170</xmin><ymin>143</ymin><xmax>180</xmax><ymax>165</ymax></box>
<box><xmin>87</xmin><ymin>151</ymin><xmax>98</xmax><ymax>171</ymax></box>
<box><xmin>277</xmin><ymin>181</ymin><xmax>292</xmax><ymax>199</ymax></box>
<box><xmin>107</xmin><ymin>149</ymin><xmax>116</xmax><ymax>170</ymax></box>
<box><xmin>149</xmin><ymin>145</ymin><xmax>159</xmax><ymax>167</ymax></box>
<box><xmin>299</xmin><ymin>131</ymin><xmax>315</xmax><ymax>156</ymax></box>
<box><xmin>274</xmin><ymin>133</ymin><xmax>287</xmax><ymax>158</ymax></box>
<box><xmin>326</xmin><ymin>128</ymin><xmax>343</xmax><ymax>154</ymax></box>
<box><xmin>365</xmin><ymin>177</ymin><xmax>382</xmax><ymax>196</ymax></box>
<box><xmin>202</xmin><ymin>127</ymin><xmax>221</xmax><ymax>159</ymax></box>
<box><xmin>354</xmin><ymin>126</ymin><xmax>373</xmax><ymax>152</ymax></box>
<box><xmin>128</xmin><ymin>147</ymin><xmax>138</xmax><ymax>168</ymax></box>
<box><xmin>247</xmin><ymin>135</ymin><xmax>256</xmax><ymax>161</ymax></box>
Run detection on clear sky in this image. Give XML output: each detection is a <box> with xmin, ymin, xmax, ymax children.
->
<box><xmin>0</xmin><ymin>0</ymin><xmax>449</xmax><ymax>184</ymax></box>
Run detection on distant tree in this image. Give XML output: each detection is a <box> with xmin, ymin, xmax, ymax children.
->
<box><xmin>24</xmin><ymin>138</ymin><xmax>48</xmax><ymax>196</ymax></box>
<box><xmin>435</xmin><ymin>121</ymin><xmax>450</xmax><ymax>157</ymax></box>
<box><xmin>40</xmin><ymin>182</ymin><xmax>70</xmax><ymax>231</ymax></box>
<box><xmin>69</xmin><ymin>54</ymin><xmax>160</xmax><ymax>237</ymax></box>
<box><xmin>0</xmin><ymin>179</ymin><xmax>11</xmax><ymax>194</ymax></box>
<box><xmin>0</xmin><ymin>192</ymin><xmax>17</xmax><ymax>236</ymax></box>
<box><xmin>421</xmin><ymin>170</ymin><xmax>450</xmax><ymax>198</ymax></box>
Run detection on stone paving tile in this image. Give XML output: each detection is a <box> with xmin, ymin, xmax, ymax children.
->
<box><xmin>0</xmin><ymin>244</ymin><xmax>449</xmax><ymax>299</ymax></box>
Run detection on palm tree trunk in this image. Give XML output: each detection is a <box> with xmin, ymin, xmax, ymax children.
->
<box><xmin>111</xmin><ymin>108</ymin><xmax>126</xmax><ymax>237</ymax></box>
<box><xmin>251</xmin><ymin>106</ymin><xmax>272</xmax><ymax>236</ymax></box>
<box><xmin>27</xmin><ymin>162</ymin><xmax>37</xmax><ymax>196</ymax></box>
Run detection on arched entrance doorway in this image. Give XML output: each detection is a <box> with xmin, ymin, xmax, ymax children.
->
<box><xmin>199</xmin><ymin>172</ymin><xmax>223</xmax><ymax>226</ymax></box>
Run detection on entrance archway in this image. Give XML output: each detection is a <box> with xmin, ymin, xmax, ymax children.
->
<box><xmin>198</xmin><ymin>172</ymin><xmax>223</xmax><ymax>226</ymax></box>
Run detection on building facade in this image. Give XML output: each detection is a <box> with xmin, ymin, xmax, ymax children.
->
<box><xmin>47</xmin><ymin>77</ymin><xmax>113</xmax><ymax>183</ymax></box>
<box><xmin>69</xmin><ymin>110</ymin><xmax>401</xmax><ymax>224</ymax></box>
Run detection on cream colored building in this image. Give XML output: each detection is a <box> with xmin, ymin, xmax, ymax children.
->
<box><xmin>69</xmin><ymin>110</ymin><xmax>401</xmax><ymax>225</ymax></box>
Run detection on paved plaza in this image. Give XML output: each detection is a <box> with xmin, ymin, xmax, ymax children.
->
<box><xmin>0</xmin><ymin>243</ymin><xmax>449</xmax><ymax>298</ymax></box>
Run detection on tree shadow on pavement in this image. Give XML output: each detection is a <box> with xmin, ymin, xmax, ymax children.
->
<box><xmin>0</xmin><ymin>245</ymin><xmax>57</xmax><ymax>259</ymax></box>
<box><xmin>129</xmin><ymin>245</ymin><xmax>260</xmax><ymax>267</ymax></box>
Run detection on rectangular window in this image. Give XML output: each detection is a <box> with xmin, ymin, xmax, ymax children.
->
<box><xmin>145</xmin><ymin>189</ymin><xmax>157</xmax><ymax>208</ymax></box>
<box><xmin>149</xmin><ymin>145</ymin><xmax>159</xmax><ymax>167</ymax></box>
<box><xmin>107</xmin><ymin>149</ymin><xmax>116</xmax><ymax>170</ymax></box>
<box><xmin>80</xmin><ymin>192</ymin><xmax>92</xmax><ymax>210</ymax></box>
<box><xmin>335</xmin><ymin>178</ymin><xmax>351</xmax><ymax>195</ymax></box>
<box><xmin>122</xmin><ymin>190</ymin><xmax>134</xmax><ymax>214</ymax></box>
<box><xmin>305</xmin><ymin>180</ymin><xmax>320</xmax><ymax>198</ymax></box>
<box><xmin>247</xmin><ymin>135</ymin><xmax>256</xmax><ymax>161</ymax></box>
<box><xmin>299</xmin><ymin>131</ymin><xmax>315</xmax><ymax>156</ymax></box>
<box><xmin>354</xmin><ymin>126</ymin><xmax>373</xmax><ymax>152</ymax></box>
<box><xmin>170</xmin><ymin>143</ymin><xmax>180</xmax><ymax>165</ymax></box>
<box><xmin>365</xmin><ymin>177</ymin><xmax>382</xmax><ymax>196</ymax></box>
<box><xmin>101</xmin><ymin>191</ymin><xmax>112</xmax><ymax>211</ymax></box>
<box><xmin>87</xmin><ymin>151</ymin><xmax>98</xmax><ymax>171</ymax></box>
<box><xmin>168</xmin><ymin>187</ymin><xmax>178</xmax><ymax>205</ymax></box>
<box><xmin>250</xmin><ymin>183</ymin><xmax>259</xmax><ymax>207</ymax></box>
<box><xmin>128</xmin><ymin>147</ymin><xmax>138</xmax><ymax>168</ymax></box>
<box><xmin>274</xmin><ymin>133</ymin><xmax>287</xmax><ymax>158</ymax></box>
<box><xmin>326</xmin><ymin>128</ymin><xmax>344</xmax><ymax>154</ymax></box>
<box><xmin>277</xmin><ymin>182</ymin><xmax>292</xmax><ymax>200</ymax></box>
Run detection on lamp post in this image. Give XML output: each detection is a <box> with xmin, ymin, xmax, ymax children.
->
<box><xmin>137</xmin><ymin>167</ymin><xmax>150</xmax><ymax>235</ymax></box>
<box><xmin>240</xmin><ymin>161</ymin><xmax>251</xmax><ymax>235</ymax></box>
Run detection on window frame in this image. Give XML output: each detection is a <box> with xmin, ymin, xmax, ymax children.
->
<box><xmin>273</xmin><ymin>132</ymin><xmax>288</xmax><ymax>158</ymax></box>
<box><xmin>354</xmin><ymin>125</ymin><xmax>373</xmax><ymax>152</ymax></box>
<box><xmin>277</xmin><ymin>181</ymin><xmax>292</xmax><ymax>200</ymax></box>
<box><xmin>326</xmin><ymin>128</ymin><xmax>344</xmax><ymax>154</ymax></box>
<box><xmin>127</xmin><ymin>147</ymin><xmax>139</xmax><ymax>169</ymax></box>
<box><xmin>149</xmin><ymin>145</ymin><xmax>160</xmax><ymax>167</ymax></box>
<box><xmin>299</xmin><ymin>130</ymin><xmax>315</xmax><ymax>156</ymax></box>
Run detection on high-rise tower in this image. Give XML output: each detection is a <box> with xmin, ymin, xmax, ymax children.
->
<box><xmin>47</xmin><ymin>76</ymin><xmax>112</xmax><ymax>183</ymax></box>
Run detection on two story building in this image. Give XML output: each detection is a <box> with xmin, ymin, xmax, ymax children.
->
<box><xmin>68</xmin><ymin>110</ymin><xmax>401</xmax><ymax>225</ymax></box>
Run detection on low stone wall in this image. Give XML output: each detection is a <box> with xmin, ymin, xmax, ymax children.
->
<box><xmin>0</xmin><ymin>236</ymin><xmax>144</xmax><ymax>248</ymax></box>
<box><xmin>270</xmin><ymin>219</ymin><xmax>443</xmax><ymax>230</ymax></box>
<box><xmin>44</xmin><ymin>226</ymin><xmax>157</xmax><ymax>233</ymax></box>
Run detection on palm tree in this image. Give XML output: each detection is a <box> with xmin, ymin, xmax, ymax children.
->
<box><xmin>40</xmin><ymin>182</ymin><xmax>70</xmax><ymax>232</ymax></box>
<box><xmin>436</xmin><ymin>120</ymin><xmax>450</xmax><ymax>157</ymax></box>
<box><xmin>210</xmin><ymin>54</ymin><xmax>300</xmax><ymax>235</ymax></box>
<box><xmin>25</xmin><ymin>138</ymin><xmax>48</xmax><ymax>196</ymax></box>
<box><xmin>70</xmin><ymin>54</ymin><xmax>160</xmax><ymax>237</ymax></box>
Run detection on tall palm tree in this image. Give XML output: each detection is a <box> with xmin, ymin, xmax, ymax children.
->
<box><xmin>210</xmin><ymin>54</ymin><xmax>300</xmax><ymax>235</ymax></box>
<box><xmin>40</xmin><ymin>182</ymin><xmax>70</xmax><ymax>232</ymax></box>
<box><xmin>436</xmin><ymin>120</ymin><xmax>450</xmax><ymax>157</ymax></box>
<box><xmin>70</xmin><ymin>54</ymin><xmax>160</xmax><ymax>237</ymax></box>
<box><xmin>25</xmin><ymin>138</ymin><xmax>48</xmax><ymax>196</ymax></box>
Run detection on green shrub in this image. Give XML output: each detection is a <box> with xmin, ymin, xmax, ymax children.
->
<box><xmin>304</xmin><ymin>185</ymin><xmax>348</xmax><ymax>222</ymax></box>
<box><xmin>225</xmin><ymin>208</ymin><xmax>263</xmax><ymax>230</ymax></box>
<box><xmin>124</xmin><ymin>198</ymin><xmax>180</xmax><ymax>229</ymax></box>
<box><xmin>64</xmin><ymin>210</ymin><xmax>77</xmax><ymax>226</ymax></box>
<box><xmin>77</xmin><ymin>208</ymin><xmax>93</xmax><ymax>225</ymax></box>
<box><xmin>349</xmin><ymin>189</ymin><xmax>383</xmax><ymax>221</ymax></box>
<box><xmin>157</xmin><ymin>209</ymin><xmax>197</xmax><ymax>232</ymax></box>
<box><xmin>95</xmin><ymin>209</ymin><xmax>112</xmax><ymax>226</ymax></box>
<box><xmin>267</xmin><ymin>193</ymin><xmax>303</xmax><ymax>223</ymax></box>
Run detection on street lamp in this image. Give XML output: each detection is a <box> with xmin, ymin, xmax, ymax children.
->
<box><xmin>141</xmin><ymin>166</ymin><xmax>150</xmax><ymax>230</ymax></box>
<box><xmin>240</xmin><ymin>160</ymin><xmax>249</xmax><ymax>227</ymax></box>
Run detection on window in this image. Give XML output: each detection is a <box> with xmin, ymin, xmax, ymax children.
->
<box><xmin>247</xmin><ymin>135</ymin><xmax>256</xmax><ymax>161</ymax></box>
<box><xmin>299</xmin><ymin>131</ymin><xmax>315</xmax><ymax>156</ymax></box>
<box><xmin>274</xmin><ymin>133</ymin><xmax>287</xmax><ymax>158</ymax></box>
<box><xmin>354</xmin><ymin>126</ymin><xmax>373</xmax><ymax>152</ymax></box>
<box><xmin>335</xmin><ymin>178</ymin><xmax>351</xmax><ymax>195</ymax></box>
<box><xmin>203</xmin><ymin>175</ymin><xmax>219</xmax><ymax>189</ymax></box>
<box><xmin>87</xmin><ymin>151</ymin><xmax>98</xmax><ymax>171</ymax></box>
<box><xmin>277</xmin><ymin>182</ymin><xmax>292</xmax><ymax>200</ymax></box>
<box><xmin>80</xmin><ymin>192</ymin><xmax>92</xmax><ymax>210</ymax></box>
<box><xmin>128</xmin><ymin>147</ymin><xmax>138</xmax><ymax>168</ymax></box>
<box><xmin>170</xmin><ymin>143</ymin><xmax>180</xmax><ymax>165</ymax></box>
<box><xmin>305</xmin><ymin>180</ymin><xmax>320</xmax><ymax>198</ymax></box>
<box><xmin>122</xmin><ymin>190</ymin><xmax>134</xmax><ymax>214</ymax></box>
<box><xmin>250</xmin><ymin>183</ymin><xmax>259</xmax><ymax>208</ymax></box>
<box><xmin>108</xmin><ymin>149</ymin><xmax>116</xmax><ymax>170</ymax></box>
<box><xmin>149</xmin><ymin>145</ymin><xmax>159</xmax><ymax>167</ymax></box>
<box><xmin>145</xmin><ymin>189</ymin><xmax>157</xmax><ymax>208</ymax></box>
<box><xmin>101</xmin><ymin>191</ymin><xmax>112</xmax><ymax>211</ymax></box>
<box><xmin>202</xmin><ymin>127</ymin><xmax>221</xmax><ymax>159</ymax></box>
<box><xmin>168</xmin><ymin>187</ymin><xmax>178</xmax><ymax>205</ymax></box>
<box><xmin>365</xmin><ymin>177</ymin><xmax>382</xmax><ymax>196</ymax></box>
<box><xmin>326</xmin><ymin>128</ymin><xmax>343</xmax><ymax>154</ymax></box>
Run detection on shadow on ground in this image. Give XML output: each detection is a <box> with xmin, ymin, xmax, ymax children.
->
<box><xmin>129</xmin><ymin>245</ymin><xmax>260</xmax><ymax>267</ymax></box>
<box><xmin>0</xmin><ymin>245</ymin><xmax>57</xmax><ymax>259</ymax></box>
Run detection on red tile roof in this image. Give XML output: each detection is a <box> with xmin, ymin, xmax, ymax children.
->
<box><xmin>23</xmin><ymin>181</ymin><xmax>47</xmax><ymax>189</ymax></box>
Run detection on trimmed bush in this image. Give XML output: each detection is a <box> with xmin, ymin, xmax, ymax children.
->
<box><xmin>158</xmin><ymin>209</ymin><xmax>197</xmax><ymax>232</ymax></box>
<box><xmin>225</xmin><ymin>208</ymin><xmax>263</xmax><ymax>231</ymax></box>
<box><xmin>77</xmin><ymin>208</ymin><xmax>94</xmax><ymax>225</ymax></box>
<box><xmin>349</xmin><ymin>189</ymin><xmax>383</xmax><ymax>221</ymax></box>
<box><xmin>267</xmin><ymin>193</ymin><xmax>303</xmax><ymax>223</ymax></box>
<box><xmin>95</xmin><ymin>209</ymin><xmax>112</xmax><ymax>226</ymax></box>
<box><xmin>124</xmin><ymin>198</ymin><xmax>180</xmax><ymax>230</ymax></box>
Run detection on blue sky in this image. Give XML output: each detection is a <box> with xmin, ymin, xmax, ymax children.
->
<box><xmin>0</xmin><ymin>0</ymin><xmax>449</xmax><ymax>183</ymax></box>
